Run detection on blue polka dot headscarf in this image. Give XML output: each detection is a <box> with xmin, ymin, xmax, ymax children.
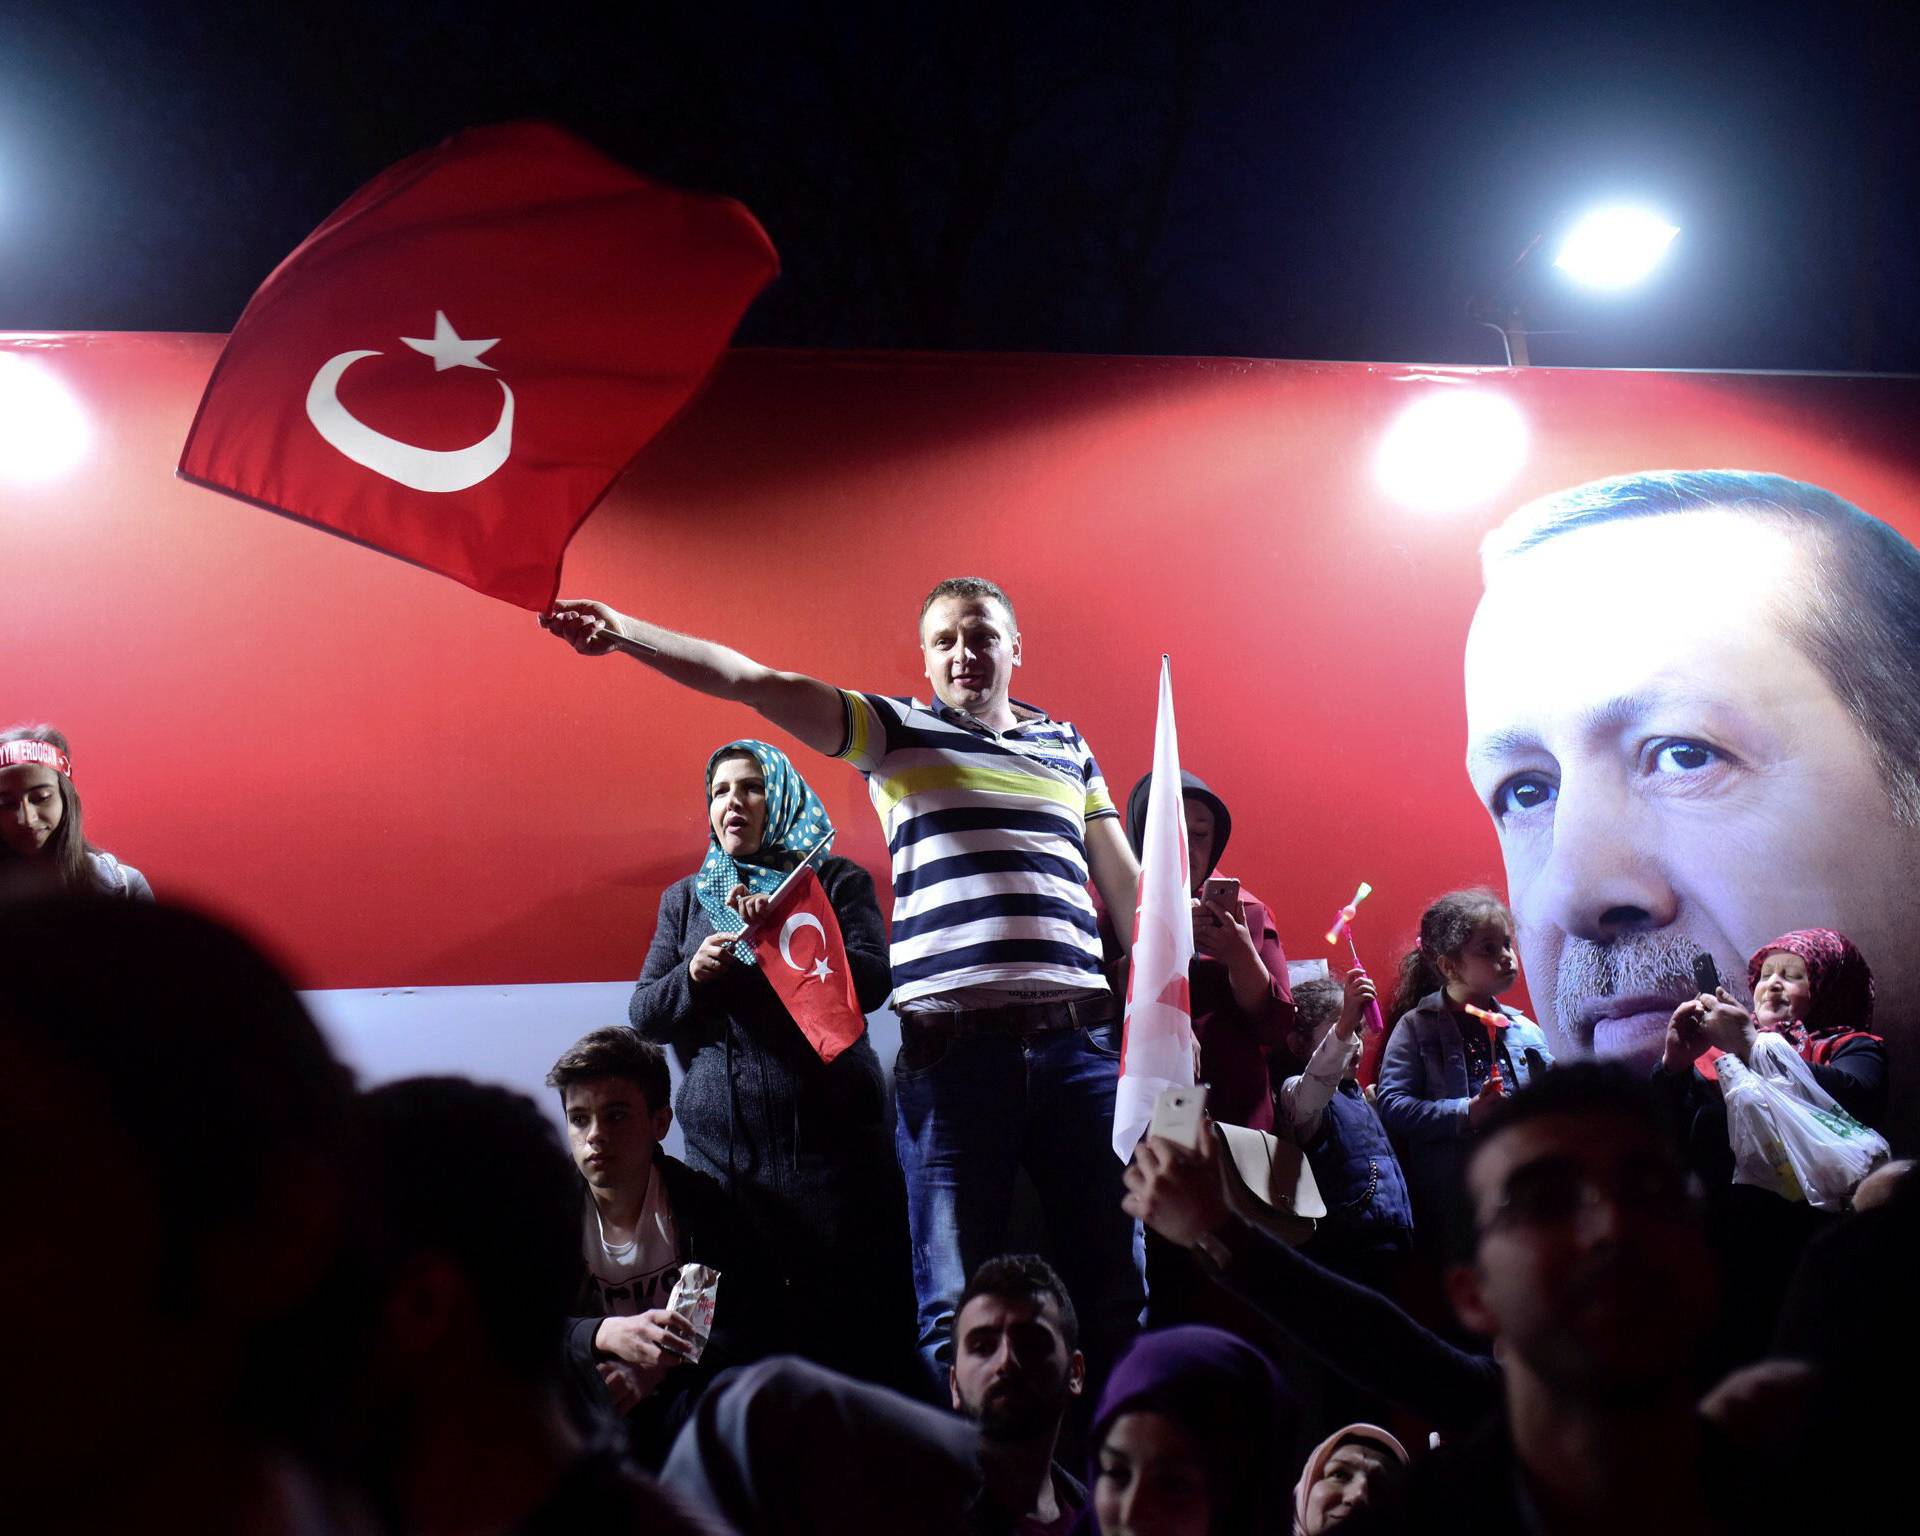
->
<box><xmin>694</xmin><ymin>739</ymin><xmax>836</xmax><ymax>965</ymax></box>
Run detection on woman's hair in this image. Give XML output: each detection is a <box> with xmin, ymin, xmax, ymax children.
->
<box><xmin>1388</xmin><ymin>887</ymin><xmax>1514</xmax><ymax>1022</ymax></box>
<box><xmin>705</xmin><ymin>745</ymin><xmax>762</xmax><ymax>794</ymax></box>
<box><xmin>0</xmin><ymin>723</ymin><xmax>92</xmax><ymax>892</ymax></box>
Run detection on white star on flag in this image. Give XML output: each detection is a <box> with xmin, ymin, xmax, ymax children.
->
<box><xmin>402</xmin><ymin>311</ymin><xmax>500</xmax><ymax>372</ymax></box>
<box><xmin>809</xmin><ymin>958</ymin><xmax>833</xmax><ymax>982</ymax></box>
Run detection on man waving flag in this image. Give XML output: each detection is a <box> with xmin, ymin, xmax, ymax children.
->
<box><xmin>1112</xmin><ymin>656</ymin><xmax>1197</xmax><ymax>1158</ymax></box>
<box><xmin>178</xmin><ymin>123</ymin><xmax>777</xmax><ymax>609</ymax></box>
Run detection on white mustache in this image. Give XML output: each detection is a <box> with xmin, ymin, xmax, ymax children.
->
<box><xmin>1551</xmin><ymin>930</ymin><xmax>1742</xmax><ymax>1034</ymax></box>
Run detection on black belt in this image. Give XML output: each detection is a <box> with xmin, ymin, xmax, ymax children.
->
<box><xmin>903</xmin><ymin>994</ymin><xmax>1121</xmax><ymax>1036</ymax></box>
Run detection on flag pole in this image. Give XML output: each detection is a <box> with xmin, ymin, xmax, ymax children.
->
<box><xmin>597</xmin><ymin>627</ymin><xmax>659</xmax><ymax>657</ymax></box>
<box><xmin>739</xmin><ymin>831</ymin><xmax>837</xmax><ymax>940</ymax></box>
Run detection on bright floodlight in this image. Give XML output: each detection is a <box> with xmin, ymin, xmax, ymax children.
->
<box><xmin>0</xmin><ymin>352</ymin><xmax>92</xmax><ymax>484</ymax></box>
<box><xmin>1376</xmin><ymin>389</ymin><xmax>1528</xmax><ymax>514</ymax></box>
<box><xmin>1553</xmin><ymin>207</ymin><xmax>1679</xmax><ymax>290</ymax></box>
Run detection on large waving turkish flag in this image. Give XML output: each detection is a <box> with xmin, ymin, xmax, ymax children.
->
<box><xmin>178</xmin><ymin>123</ymin><xmax>777</xmax><ymax>609</ymax></box>
<box><xmin>748</xmin><ymin>867</ymin><xmax>868</xmax><ymax>1064</ymax></box>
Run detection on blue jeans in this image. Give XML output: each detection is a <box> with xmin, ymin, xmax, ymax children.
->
<box><xmin>893</xmin><ymin>1018</ymin><xmax>1147</xmax><ymax>1388</ymax></box>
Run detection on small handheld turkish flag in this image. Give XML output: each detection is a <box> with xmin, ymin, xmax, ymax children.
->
<box><xmin>748</xmin><ymin>867</ymin><xmax>868</xmax><ymax>1064</ymax></box>
<box><xmin>178</xmin><ymin>122</ymin><xmax>777</xmax><ymax>609</ymax></box>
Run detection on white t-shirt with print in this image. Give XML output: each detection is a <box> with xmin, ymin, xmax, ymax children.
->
<box><xmin>580</xmin><ymin>1164</ymin><xmax>680</xmax><ymax>1316</ymax></box>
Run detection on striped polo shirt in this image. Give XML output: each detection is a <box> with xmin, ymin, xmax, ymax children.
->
<box><xmin>837</xmin><ymin>690</ymin><xmax>1119</xmax><ymax>1008</ymax></box>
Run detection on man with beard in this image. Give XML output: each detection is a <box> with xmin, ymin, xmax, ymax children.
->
<box><xmin>950</xmin><ymin>1254</ymin><xmax>1088</xmax><ymax>1535</ymax></box>
<box><xmin>1463</xmin><ymin>470</ymin><xmax>1920</xmax><ymax>1149</ymax></box>
<box><xmin>660</xmin><ymin>1255</ymin><xmax>1087</xmax><ymax>1534</ymax></box>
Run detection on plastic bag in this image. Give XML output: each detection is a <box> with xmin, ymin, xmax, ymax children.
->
<box><xmin>1721</xmin><ymin>1033</ymin><xmax>1889</xmax><ymax>1210</ymax></box>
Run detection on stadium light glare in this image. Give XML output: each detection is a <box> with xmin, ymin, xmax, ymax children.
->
<box><xmin>0</xmin><ymin>352</ymin><xmax>91</xmax><ymax>484</ymax></box>
<box><xmin>1553</xmin><ymin>207</ymin><xmax>1681</xmax><ymax>291</ymax></box>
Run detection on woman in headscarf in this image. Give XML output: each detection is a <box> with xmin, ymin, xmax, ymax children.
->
<box><xmin>1289</xmin><ymin>1424</ymin><xmax>1407</xmax><ymax>1535</ymax></box>
<box><xmin>631</xmin><ymin>739</ymin><xmax>916</xmax><ymax>1390</ymax></box>
<box><xmin>1078</xmin><ymin>1325</ymin><xmax>1296</xmax><ymax>1536</ymax></box>
<box><xmin>1666</xmin><ymin>928</ymin><xmax>1888</xmax><ymax>1131</ymax></box>
<box><xmin>1658</xmin><ymin>927</ymin><xmax>1891</xmax><ymax>1373</ymax></box>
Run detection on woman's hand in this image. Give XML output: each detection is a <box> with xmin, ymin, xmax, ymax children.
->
<box><xmin>539</xmin><ymin>598</ymin><xmax>629</xmax><ymax>656</ymax></box>
<box><xmin>1123</xmin><ymin>1127</ymin><xmax>1233</xmax><ymax>1248</ymax></box>
<box><xmin>1194</xmin><ymin>895</ymin><xmax>1273</xmax><ymax>1016</ymax></box>
<box><xmin>1662</xmin><ymin>999</ymin><xmax>1711</xmax><ymax>1075</ymax></box>
<box><xmin>688</xmin><ymin>931</ymin><xmax>737</xmax><ymax>986</ymax></box>
<box><xmin>1192</xmin><ymin>894</ymin><xmax>1256</xmax><ymax>963</ymax></box>
<box><xmin>1696</xmin><ymin>987</ymin><xmax>1757</xmax><ymax>1064</ymax></box>
<box><xmin>726</xmin><ymin>884</ymin><xmax>773</xmax><ymax>926</ymax></box>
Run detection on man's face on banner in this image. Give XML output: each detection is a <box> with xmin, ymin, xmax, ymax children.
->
<box><xmin>1464</xmin><ymin>508</ymin><xmax>1920</xmax><ymax>1072</ymax></box>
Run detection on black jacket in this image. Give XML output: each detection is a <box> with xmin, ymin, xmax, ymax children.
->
<box><xmin>564</xmin><ymin>1153</ymin><xmax>782</xmax><ymax>1469</ymax></box>
<box><xmin>629</xmin><ymin>855</ymin><xmax>917</xmax><ymax>1389</ymax></box>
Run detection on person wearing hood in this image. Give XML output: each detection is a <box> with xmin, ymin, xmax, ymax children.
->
<box><xmin>1120</xmin><ymin>772</ymin><xmax>1296</xmax><ymax>1135</ymax></box>
<box><xmin>1078</xmin><ymin>1324</ymin><xmax>1297</xmax><ymax>1536</ymax></box>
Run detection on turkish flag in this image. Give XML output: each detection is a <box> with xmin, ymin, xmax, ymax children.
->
<box><xmin>748</xmin><ymin>867</ymin><xmax>868</xmax><ymax>1064</ymax></box>
<box><xmin>177</xmin><ymin>122</ymin><xmax>777</xmax><ymax>609</ymax></box>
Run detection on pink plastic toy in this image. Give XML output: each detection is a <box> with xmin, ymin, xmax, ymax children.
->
<box><xmin>1324</xmin><ymin>882</ymin><xmax>1386</xmax><ymax>1034</ymax></box>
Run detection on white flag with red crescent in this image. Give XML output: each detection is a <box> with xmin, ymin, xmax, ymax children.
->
<box><xmin>1112</xmin><ymin>655</ymin><xmax>1196</xmax><ymax>1159</ymax></box>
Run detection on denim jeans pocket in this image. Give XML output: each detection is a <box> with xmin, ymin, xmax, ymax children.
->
<box><xmin>895</xmin><ymin>1022</ymin><xmax>954</xmax><ymax>1079</ymax></box>
<box><xmin>1080</xmin><ymin>1021</ymin><xmax>1122</xmax><ymax>1060</ymax></box>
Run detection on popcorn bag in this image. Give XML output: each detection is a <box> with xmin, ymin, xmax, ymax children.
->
<box><xmin>666</xmin><ymin>1263</ymin><xmax>721</xmax><ymax>1363</ymax></box>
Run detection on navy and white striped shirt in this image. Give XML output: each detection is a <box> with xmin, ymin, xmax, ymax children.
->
<box><xmin>837</xmin><ymin>691</ymin><xmax>1119</xmax><ymax>1007</ymax></box>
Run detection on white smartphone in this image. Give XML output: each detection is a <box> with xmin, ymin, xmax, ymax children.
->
<box><xmin>1148</xmin><ymin>1083</ymin><xmax>1209</xmax><ymax>1150</ymax></box>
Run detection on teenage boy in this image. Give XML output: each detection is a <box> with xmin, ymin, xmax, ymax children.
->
<box><xmin>548</xmin><ymin>1026</ymin><xmax>773</xmax><ymax>1467</ymax></box>
<box><xmin>350</xmin><ymin>1076</ymin><xmax>717</xmax><ymax>1533</ymax></box>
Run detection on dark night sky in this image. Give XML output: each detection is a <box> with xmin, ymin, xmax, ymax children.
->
<box><xmin>4</xmin><ymin>0</ymin><xmax>1916</xmax><ymax>371</ymax></box>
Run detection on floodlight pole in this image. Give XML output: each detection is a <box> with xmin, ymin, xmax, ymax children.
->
<box><xmin>1468</xmin><ymin>232</ymin><xmax>1544</xmax><ymax>368</ymax></box>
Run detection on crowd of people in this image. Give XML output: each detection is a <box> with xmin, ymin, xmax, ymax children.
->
<box><xmin>3</xmin><ymin>567</ymin><xmax>1912</xmax><ymax>1534</ymax></box>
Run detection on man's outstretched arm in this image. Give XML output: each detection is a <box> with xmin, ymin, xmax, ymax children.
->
<box><xmin>542</xmin><ymin>598</ymin><xmax>848</xmax><ymax>758</ymax></box>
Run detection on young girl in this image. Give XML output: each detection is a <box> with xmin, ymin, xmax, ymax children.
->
<box><xmin>1375</xmin><ymin>888</ymin><xmax>1551</xmax><ymax>1242</ymax></box>
<box><xmin>0</xmin><ymin>725</ymin><xmax>153</xmax><ymax>898</ymax></box>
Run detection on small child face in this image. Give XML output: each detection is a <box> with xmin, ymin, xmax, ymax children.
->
<box><xmin>1442</xmin><ymin>920</ymin><xmax>1520</xmax><ymax>1001</ymax></box>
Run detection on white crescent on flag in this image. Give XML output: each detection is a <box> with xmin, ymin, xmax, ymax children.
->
<box><xmin>779</xmin><ymin>910</ymin><xmax>833</xmax><ymax>981</ymax></box>
<box><xmin>304</xmin><ymin>312</ymin><xmax>514</xmax><ymax>493</ymax></box>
